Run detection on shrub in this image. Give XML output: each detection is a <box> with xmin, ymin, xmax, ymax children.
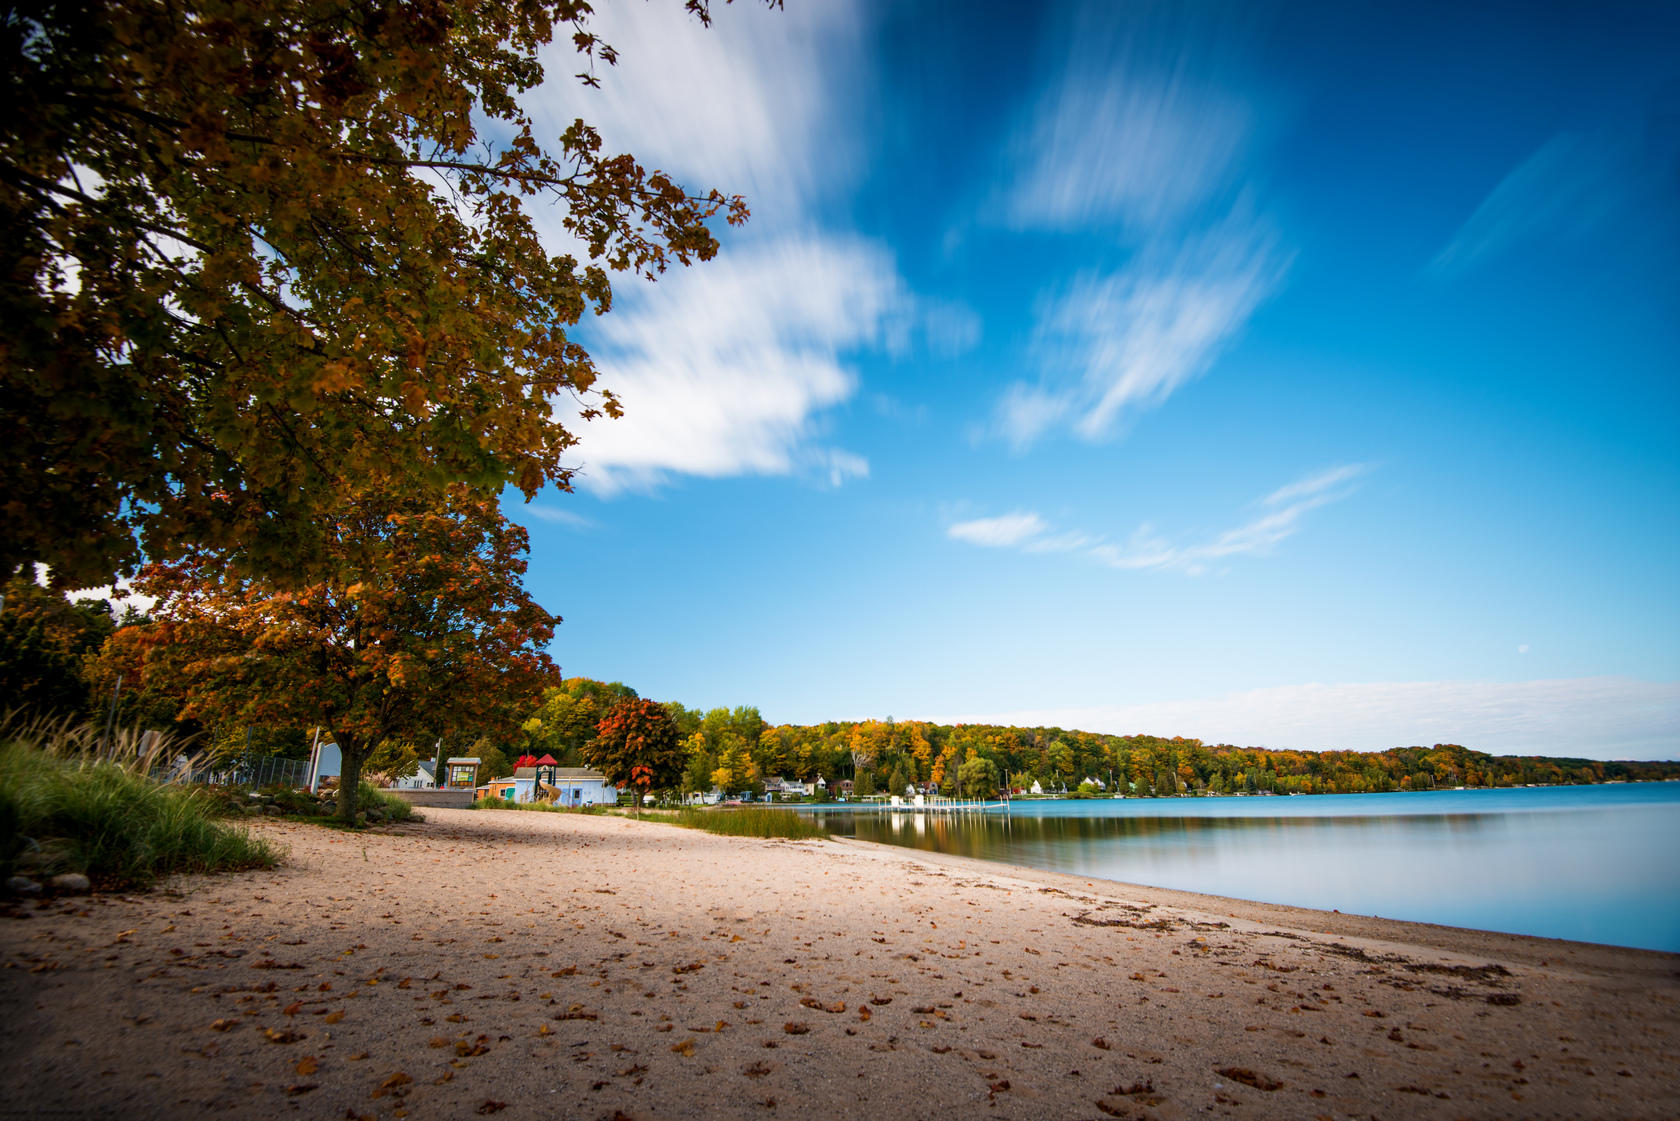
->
<box><xmin>0</xmin><ymin>721</ymin><xmax>282</xmax><ymax>887</ymax></box>
<box><xmin>357</xmin><ymin>781</ymin><xmax>419</xmax><ymax>823</ymax></box>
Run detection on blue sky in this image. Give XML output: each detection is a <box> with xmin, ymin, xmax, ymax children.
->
<box><xmin>502</xmin><ymin>0</ymin><xmax>1679</xmax><ymax>758</ymax></box>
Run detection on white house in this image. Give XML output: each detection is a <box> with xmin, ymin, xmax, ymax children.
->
<box><xmin>763</xmin><ymin>776</ymin><xmax>821</xmax><ymax>798</ymax></box>
<box><xmin>393</xmin><ymin>760</ymin><xmax>436</xmax><ymax>790</ymax></box>
<box><xmin>534</xmin><ymin>766</ymin><xmax>616</xmax><ymax>806</ymax></box>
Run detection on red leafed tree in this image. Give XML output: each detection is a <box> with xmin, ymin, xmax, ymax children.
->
<box><xmin>138</xmin><ymin>488</ymin><xmax>559</xmax><ymax>821</ymax></box>
<box><xmin>585</xmin><ymin>699</ymin><xmax>682</xmax><ymax>802</ymax></box>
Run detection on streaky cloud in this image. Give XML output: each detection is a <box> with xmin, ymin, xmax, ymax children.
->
<box><xmin>999</xmin><ymin>205</ymin><xmax>1292</xmax><ymax>449</ymax></box>
<box><xmin>947</xmin><ymin>512</ymin><xmax>1047</xmax><ymax>548</ymax></box>
<box><xmin>1427</xmin><ymin>131</ymin><xmax>1630</xmax><ymax>279</ymax></box>
<box><xmin>1004</xmin><ymin>1</ymin><xmax>1258</xmax><ymax>232</ymax></box>
<box><xmin>947</xmin><ymin>464</ymin><xmax>1366</xmax><ymax>574</ymax></box>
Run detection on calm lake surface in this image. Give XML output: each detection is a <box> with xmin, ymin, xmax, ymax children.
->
<box><xmin>801</xmin><ymin>784</ymin><xmax>1680</xmax><ymax>952</ymax></box>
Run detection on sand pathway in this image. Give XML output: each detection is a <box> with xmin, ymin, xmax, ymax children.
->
<box><xmin>1</xmin><ymin>807</ymin><xmax>1675</xmax><ymax>1119</ymax></box>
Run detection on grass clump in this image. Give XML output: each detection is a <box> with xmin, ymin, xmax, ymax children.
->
<box><xmin>666</xmin><ymin>806</ymin><xmax>828</xmax><ymax>840</ymax></box>
<box><xmin>357</xmin><ymin>782</ymin><xmax>419</xmax><ymax>823</ymax></box>
<box><xmin>0</xmin><ymin>722</ymin><xmax>283</xmax><ymax>887</ymax></box>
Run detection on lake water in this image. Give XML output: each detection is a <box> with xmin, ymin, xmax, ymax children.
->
<box><xmin>801</xmin><ymin>784</ymin><xmax>1680</xmax><ymax>952</ymax></box>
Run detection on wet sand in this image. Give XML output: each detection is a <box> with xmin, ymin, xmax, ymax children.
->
<box><xmin>1</xmin><ymin>806</ymin><xmax>1675</xmax><ymax>1120</ymax></box>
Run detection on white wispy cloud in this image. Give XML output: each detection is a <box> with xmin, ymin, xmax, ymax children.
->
<box><xmin>1004</xmin><ymin>5</ymin><xmax>1253</xmax><ymax>233</ymax></box>
<box><xmin>994</xmin><ymin>5</ymin><xmax>1288</xmax><ymax>450</ymax></box>
<box><xmin>519</xmin><ymin>1</ymin><xmax>891</xmax><ymax>494</ymax></box>
<box><xmin>999</xmin><ymin>206</ymin><xmax>1290</xmax><ymax>447</ymax></box>
<box><xmin>507</xmin><ymin>503</ymin><xmax>595</xmax><ymax>530</ymax></box>
<box><xmin>934</xmin><ymin>677</ymin><xmax>1680</xmax><ymax>760</ymax></box>
<box><xmin>947</xmin><ymin>512</ymin><xmax>1048</xmax><ymax>548</ymax></box>
<box><xmin>946</xmin><ymin>465</ymin><xmax>1367</xmax><ymax>574</ymax></box>
<box><xmin>556</xmin><ymin>235</ymin><xmax>896</xmax><ymax>494</ymax></box>
<box><xmin>1427</xmin><ymin>131</ymin><xmax>1629</xmax><ymax>279</ymax></box>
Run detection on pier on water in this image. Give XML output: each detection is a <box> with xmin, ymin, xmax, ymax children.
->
<box><xmin>805</xmin><ymin>796</ymin><xmax>1008</xmax><ymax>814</ymax></box>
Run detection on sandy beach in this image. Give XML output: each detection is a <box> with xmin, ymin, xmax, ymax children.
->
<box><xmin>2</xmin><ymin>807</ymin><xmax>1674</xmax><ymax>1120</ymax></box>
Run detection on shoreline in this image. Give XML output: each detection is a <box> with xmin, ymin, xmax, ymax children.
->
<box><xmin>2</xmin><ymin>807</ymin><xmax>1674</xmax><ymax>1119</ymax></box>
<box><xmin>830</xmin><ymin>836</ymin><xmax>1680</xmax><ymax>982</ymax></box>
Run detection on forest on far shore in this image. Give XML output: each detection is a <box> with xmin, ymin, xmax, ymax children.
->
<box><xmin>5</xmin><ymin>579</ymin><xmax>1673</xmax><ymax>799</ymax></box>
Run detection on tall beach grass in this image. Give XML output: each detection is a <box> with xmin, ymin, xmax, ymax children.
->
<box><xmin>0</xmin><ymin>717</ymin><xmax>282</xmax><ymax>887</ymax></box>
<box><xmin>467</xmin><ymin>795</ymin><xmax>611</xmax><ymax>814</ymax></box>
<box><xmin>666</xmin><ymin>806</ymin><xmax>828</xmax><ymax>840</ymax></box>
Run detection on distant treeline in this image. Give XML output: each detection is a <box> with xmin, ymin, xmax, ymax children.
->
<box><xmin>516</xmin><ymin>678</ymin><xmax>1680</xmax><ymax>797</ymax></box>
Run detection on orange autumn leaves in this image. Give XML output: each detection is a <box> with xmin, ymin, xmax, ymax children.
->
<box><xmin>135</xmin><ymin>488</ymin><xmax>558</xmax><ymax>819</ymax></box>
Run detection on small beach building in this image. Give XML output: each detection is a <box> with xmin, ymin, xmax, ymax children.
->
<box><xmin>444</xmin><ymin>757</ymin><xmax>481</xmax><ymax>789</ymax></box>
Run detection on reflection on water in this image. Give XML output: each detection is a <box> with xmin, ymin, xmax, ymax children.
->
<box><xmin>804</xmin><ymin>785</ymin><xmax>1680</xmax><ymax>952</ymax></box>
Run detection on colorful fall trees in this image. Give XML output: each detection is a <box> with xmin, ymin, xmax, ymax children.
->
<box><xmin>585</xmin><ymin>698</ymin><xmax>683</xmax><ymax>796</ymax></box>
<box><xmin>136</xmin><ymin>489</ymin><xmax>558</xmax><ymax>820</ymax></box>
<box><xmin>3</xmin><ymin>0</ymin><xmax>752</xmax><ymax>587</ymax></box>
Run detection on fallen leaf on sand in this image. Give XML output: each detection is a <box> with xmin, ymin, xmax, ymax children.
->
<box><xmin>783</xmin><ymin>1023</ymin><xmax>810</xmax><ymax>1035</ymax></box>
<box><xmin>347</xmin><ymin>1052</ymin><xmax>369</xmax><ymax>1061</ymax></box>
<box><xmin>670</xmin><ymin>1038</ymin><xmax>697</xmax><ymax>1056</ymax></box>
<box><xmin>294</xmin><ymin>1056</ymin><xmax>318</xmax><ymax>1076</ymax></box>
<box><xmin>283</xmin><ymin>1002</ymin><xmax>302</xmax><ymax>1017</ymax></box>
<box><xmin>476</xmin><ymin>1101</ymin><xmax>507</xmax><ymax>1115</ymax></box>
<box><xmin>323</xmin><ymin>1011</ymin><xmax>344</xmax><ymax>1024</ymax></box>
<box><xmin>210</xmin><ymin>1019</ymin><xmax>237</xmax><ymax>1032</ymax></box>
<box><xmin>429</xmin><ymin>1037</ymin><xmax>450</xmax><ymax>1049</ymax></box>
<box><xmin>1218</xmin><ymin>1068</ymin><xmax>1282</xmax><ymax>1092</ymax></box>
<box><xmin>1092</xmin><ymin>1038</ymin><xmax>1111</xmax><ymax>1050</ymax></box>
<box><xmin>264</xmin><ymin>1028</ymin><xmax>303</xmax><ymax>1044</ymax></box>
<box><xmin>381</xmin><ymin>1072</ymin><xmax>413</xmax><ymax>1089</ymax></box>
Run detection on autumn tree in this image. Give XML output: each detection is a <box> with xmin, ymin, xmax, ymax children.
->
<box><xmin>136</xmin><ymin>488</ymin><xmax>558</xmax><ymax>821</ymax></box>
<box><xmin>3</xmin><ymin>0</ymin><xmax>758</xmax><ymax>589</ymax></box>
<box><xmin>585</xmin><ymin>698</ymin><xmax>683</xmax><ymax>798</ymax></box>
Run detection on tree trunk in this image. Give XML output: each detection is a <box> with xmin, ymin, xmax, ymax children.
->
<box><xmin>336</xmin><ymin>740</ymin><xmax>368</xmax><ymax>823</ymax></box>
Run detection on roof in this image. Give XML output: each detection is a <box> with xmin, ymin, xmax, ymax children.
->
<box><xmin>535</xmin><ymin>754</ymin><xmax>559</xmax><ymax>765</ymax></box>
<box><xmin>541</xmin><ymin>767</ymin><xmax>609</xmax><ymax>781</ymax></box>
<box><xmin>446</xmin><ymin>757</ymin><xmax>481</xmax><ymax>765</ymax></box>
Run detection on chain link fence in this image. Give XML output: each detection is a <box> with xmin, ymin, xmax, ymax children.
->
<box><xmin>156</xmin><ymin>753</ymin><xmax>312</xmax><ymax>789</ymax></box>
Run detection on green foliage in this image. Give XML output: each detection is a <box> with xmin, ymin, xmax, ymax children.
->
<box><xmin>364</xmin><ymin>740</ymin><xmax>422</xmax><ymax>782</ymax></box>
<box><xmin>854</xmin><ymin>769</ymin><xmax>876</xmax><ymax>797</ymax></box>
<box><xmin>0</xmin><ymin>575</ymin><xmax>119</xmax><ymax>720</ymax></box>
<box><xmin>521</xmin><ymin>678</ymin><xmax>639</xmax><ymax>764</ymax></box>
<box><xmin>664</xmin><ymin>807</ymin><xmax>827</xmax><ymax>841</ymax></box>
<box><xmin>472</xmin><ymin>738</ymin><xmax>515</xmax><ymax>781</ymax></box>
<box><xmin>0</xmin><ymin>723</ymin><xmax>281</xmax><ymax>886</ymax></box>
